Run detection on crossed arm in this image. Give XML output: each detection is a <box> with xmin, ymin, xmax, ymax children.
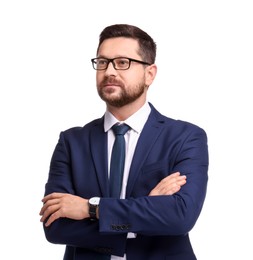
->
<box><xmin>39</xmin><ymin>172</ymin><xmax>186</xmax><ymax>227</ymax></box>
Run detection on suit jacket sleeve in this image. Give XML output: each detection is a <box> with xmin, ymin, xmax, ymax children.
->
<box><xmin>99</xmin><ymin>120</ymin><xmax>209</xmax><ymax>236</ymax></box>
<box><xmin>42</xmin><ymin>126</ymin><xmax>127</xmax><ymax>257</ymax></box>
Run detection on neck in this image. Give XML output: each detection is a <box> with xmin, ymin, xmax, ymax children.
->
<box><xmin>107</xmin><ymin>99</ymin><xmax>146</xmax><ymax>121</ymax></box>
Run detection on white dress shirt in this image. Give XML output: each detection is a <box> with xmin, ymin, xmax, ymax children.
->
<box><xmin>103</xmin><ymin>102</ymin><xmax>151</xmax><ymax>260</ymax></box>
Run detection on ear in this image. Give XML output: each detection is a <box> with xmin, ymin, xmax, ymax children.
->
<box><xmin>145</xmin><ymin>64</ymin><xmax>157</xmax><ymax>86</ymax></box>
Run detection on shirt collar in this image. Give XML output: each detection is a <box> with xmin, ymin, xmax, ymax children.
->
<box><xmin>104</xmin><ymin>102</ymin><xmax>151</xmax><ymax>134</ymax></box>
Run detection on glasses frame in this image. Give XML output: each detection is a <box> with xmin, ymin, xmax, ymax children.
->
<box><xmin>91</xmin><ymin>57</ymin><xmax>151</xmax><ymax>70</ymax></box>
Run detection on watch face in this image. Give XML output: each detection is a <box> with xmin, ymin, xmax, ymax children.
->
<box><xmin>90</xmin><ymin>197</ymin><xmax>100</xmax><ymax>205</ymax></box>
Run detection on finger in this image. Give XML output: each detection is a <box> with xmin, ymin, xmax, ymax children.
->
<box><xmin>160</xmin><ymin>172</ymin><xmax>182</xmax><ymax>184</ymax></box>
<box><xmin>149</xmin><ymin>172</ymin><xmax>185</xmax><ymax>196</ymax></box>
<box><xmin>168</xmin><ymin>185</ymin><xmax>181</xmax><ymax>195</ymax></box>
<box><xmin>40</xmin><ymin>203</ymin><xmax>60</xmax><ymax>223</ymax></box>
<box><xmin>158</xmin><ymin>174</ymin><xmax>185</xmax><ymax>189</ymax></box>
<box><xmin>175</xmin><ymin>177</ymin><xmax>187</xmax><ymax>185</ymax></box>
<box><xmin>42</xmin><ymin>192</ymin><xmax>65</xmax><ymax>203</ymax></box>
<box><xmin>158</xmin><ymin>176</ymin><xmax>187</xmax><ymax>195</ymax></box>
<box><xmin>161</xmin><ymin>182</ymin><xmax>180</xmax><ymax>194</ymax></box>
<box><xmin>170</xmin><ymin>172</ymin><xmax>180</xmax><ymax>177</ymax></box>
<box><xmin>177</xmin><ymin>178</ymin><xmax>187</xmax><ymax>185</ymax></box>
<box><xmin>44</xmin><ymin>210</ymin><xmax>61</xmax><ymax>227</ymax></box>
<box><xmin>162</xmin><ymin>183</ymin><xmax>183</xmax><ymax>195</ymax></box>
<box><xmin>40</xmin><ymin>198</ymin><xmax>60</xmax><ymax>215</ymax></box>
<box><xmin>165</xmin><ymin>187</ymin><xmax>180</xmax><ymax>195</ymax></box>
<box><xmin>163</xmin><ymin>172</ymin><xmax>180</xmax><ymax>182</ymax></box>
<box><xmin>154</xmin><ymin>175</ymin><xmax>174</xmax><ymax>189</ymax></box>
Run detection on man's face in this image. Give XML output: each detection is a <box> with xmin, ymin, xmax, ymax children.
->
<box><xmin>95</xmin><ymin>37</ymin><xmax>149</xmax><ymax>108</ymax></box>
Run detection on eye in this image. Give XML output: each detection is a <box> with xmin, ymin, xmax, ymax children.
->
<box><xmin>115</xmin><ymin>58</ymin><xmax>129</xmax><ymax>68</ymax></box>
<box><xmin>97</xmin><ymin>59</ymin><xmax>108</xmax><ymax>65</ymax></box>
<box><xmin>118</xmin><ymin>59</ymin><xmax>128</xmax><ymax>65</ymax></box>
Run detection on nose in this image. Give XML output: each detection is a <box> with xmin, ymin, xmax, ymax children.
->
<box><xmin>104</xmin><ymin>61</ymin><xmax>117</xmax><ymax>76</ymax></box>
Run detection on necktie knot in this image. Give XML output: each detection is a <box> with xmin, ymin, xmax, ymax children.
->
<box><xmin>112</xmin><ymin>123</ymin><xmax>130</xmax><ymax>136</ymax></box>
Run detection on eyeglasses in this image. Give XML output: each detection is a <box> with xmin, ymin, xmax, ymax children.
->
<box><xmin>91</xmin><ymin>57</ymin><xmax>151</xmax><ymax>70</ymax></box>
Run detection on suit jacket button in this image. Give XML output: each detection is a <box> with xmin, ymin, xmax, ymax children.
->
<box><xmin>116</xmin><ymin>225</ymin><xmax>120</xmax><ymax>231</ymax></box>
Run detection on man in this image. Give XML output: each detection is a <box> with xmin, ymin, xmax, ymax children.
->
<box><xmin>40</xmin><ymin>24</ymin><xmax>209</xmax><ymax>260</ymax></box>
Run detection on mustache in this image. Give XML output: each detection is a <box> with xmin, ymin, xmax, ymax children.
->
<box><xmin>101</xmin><ymin>77</ymin><xmax>123</xmax><ymax>86</ymax></box>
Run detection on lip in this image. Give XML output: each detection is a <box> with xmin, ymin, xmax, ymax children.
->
<box><xmin>104</xmin><ymin>83</ymin><xmax>121</xmax><ymax>88</ymax></box>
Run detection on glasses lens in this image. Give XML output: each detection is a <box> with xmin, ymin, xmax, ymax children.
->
<box><xmin>93</xmin><ymin>58</ymin><xmax>108</xmax><ymax>70</ymax></box>
<box><xmin>114</xmin><ymin>58</ymin><xmax>130</xmax><ymax>70</ymax></box>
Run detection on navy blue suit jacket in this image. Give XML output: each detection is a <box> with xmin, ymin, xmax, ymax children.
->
<box><xmin>43</xmin><ymin>103</ymin><xmax>209</xmax><ymax>260</ymax></box>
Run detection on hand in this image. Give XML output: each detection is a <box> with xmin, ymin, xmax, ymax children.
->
<box><xmin>149</xmin><ymin>172</ymin><xmax>186</xmax><ymax>196</ymax></box>
<box><xmin>39</xmin><ymin>193</ymin><xmax>89</xmax><ymax>227</ymax></box>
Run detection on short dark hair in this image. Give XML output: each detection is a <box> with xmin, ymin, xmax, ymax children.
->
<box><xmin>97</xmin><ymin>24</ymin><xmax>157</xmax><ymax>64</ymax></box>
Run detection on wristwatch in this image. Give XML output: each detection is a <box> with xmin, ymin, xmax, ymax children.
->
<box><xmin>88</xmin><ymin>197</ymin><xmax>100</xmax><ymax>220</ymax></box>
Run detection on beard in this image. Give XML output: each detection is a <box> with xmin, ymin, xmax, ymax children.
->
<box><xmin>97</xmin><ymin>77</ymin><xmax>147</xmax><ymax>107</ymax></box>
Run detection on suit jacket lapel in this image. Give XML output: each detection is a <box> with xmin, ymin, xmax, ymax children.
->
<box><xmin>90</xmin><ymin>117</ymin><xmax>109</xmax><ymax>197</ymax></box>
<box><xmin>126</xmin><ymin>108</ymin><xmax>164</xmax><ymax>197</ymax></box>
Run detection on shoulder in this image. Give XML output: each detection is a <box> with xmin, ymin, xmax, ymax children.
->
<box><xmin>149</xmin><ymin>103</ymin><xmax>207</xmax><ymax>137</ymax></box>
<box><xmin>60</xmin><ymin>117</ymin><xmax>104</xmax><ymax>138</ymax></box>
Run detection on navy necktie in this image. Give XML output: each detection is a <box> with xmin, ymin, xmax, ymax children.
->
<box><xmin>109</xmin><ymin>123</ymin><xmax>130</xmax><ymax>198</ymax></box>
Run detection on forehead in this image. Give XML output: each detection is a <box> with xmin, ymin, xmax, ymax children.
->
<box><xmin>97</xmin><ymin>37</ymin><xmax>140</xmax><ymax>58</ymax></box>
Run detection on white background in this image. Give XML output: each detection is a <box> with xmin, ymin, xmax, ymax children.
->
<box><xmin>0</xmin><ymin>0</ymin><xmax>252</xmax><ymax>259</ymax></box>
